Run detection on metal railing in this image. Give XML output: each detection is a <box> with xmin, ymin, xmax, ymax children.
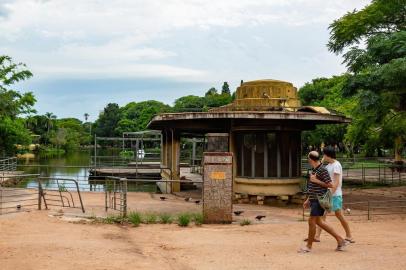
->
<box><xmin>301</xmin><ymin>159</ymin><xmax>406</xmax><ymax>185</ymax></box>
<box><xmin>302</xmin><ymin>199</ymin><xmax>406</xmax><ymax>221</ymax></box>
<box><xmin>104</xmin><ymin>177</ymin><xmax>203</xmax><ymax>218</ymax></box>
<box><xmin>0</xmin><ymin>174</ymin><xmax>85</xmax><ymax>215</ymax></box>
<box><xmin>0</xmin><ymin>157</ymin><xmax>17</xmax><ymax>172</ymax></box>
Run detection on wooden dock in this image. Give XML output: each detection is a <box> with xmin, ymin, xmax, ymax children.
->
<box><xmin>89</xmin><ymin>167</ymin><xmax>162</xmax><ymax>179</ymax></box>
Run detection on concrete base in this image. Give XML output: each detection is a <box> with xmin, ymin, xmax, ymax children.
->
<box><xmin>234</xmin><ymin>177</ymin><xmax>301</xmax><ymax>196</ymax></box>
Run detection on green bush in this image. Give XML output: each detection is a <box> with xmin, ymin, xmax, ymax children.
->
<box><xmin>177</xmin><ymin>213</ymin><xmax>191</xmax><ymax>227</ymax></box>
<box><xmin>128</xmin><ymin>212</ymin><xmax>142</xmax><ymax>227</ymax></box>
<box><xmin>159</xmin><ymin>213</ymin><xmax>173</xmax><ymax>224</ymax></box>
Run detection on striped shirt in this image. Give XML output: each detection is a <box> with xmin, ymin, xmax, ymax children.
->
<box><xmin>307</xmin><ymin>163</ymin><xmax>332</xmax><ymax>199</ymax></box>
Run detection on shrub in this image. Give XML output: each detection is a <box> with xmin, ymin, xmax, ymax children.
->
<box><xmin>159</xmin><ymin>213</ymin><xmax>173</xmax><ymax>224</ymax></box>
<box><xmin>192</xmin><ymin>212</ymin><xmax>203</xmax><ymax>226</ymax></box>
<box><xmin>144</xmin><ymin>213</ymin><xmax>158</xmax><ymax>224</ymax></box>
<box><xmin>240</xmin><ymin>219</ymin><xmax>251</xmax><ymax>226</ymax></box>
<box><xmin>177</xmin><ymin>213</ymin><xmax>191</xmax><ymax>227</ymax></box>
<box><xmin>128</xmin><ymin>212</ymin><xmax>142</xmax><ymax>227</ymax></box>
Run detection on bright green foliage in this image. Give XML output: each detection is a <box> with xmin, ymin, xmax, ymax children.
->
<box><xmin>0</xmin><ymin>117</ymin><xmax>32</xmax><ymax>154</ymax></box>
<box><xmin>173</xmin><ymin>95</ymin><xmax>206</xmax><ymax>112</ymax></box>
<box><xmin>0</xmin><ymin>55</ymin><xmax>36</xmax><ymax>154</ymax></box>
<box><xmin>177</xmin><ymin>213</ymin><xmax>191</xmax><ymax>227</ymax></box>
<box><xmin>299</xmin><ymin>75</ymin><xmax>357</xmax><ymax>148</ymax></box>
<box><xmin>327</xmin><ymin>0</ymin><xmax>406</xmax><ymax>157</ymax></box>
<box><xmin>120</xmin><ymin>100</ymin><xmax>171</xmax><ymax>132</ymax></box>
<box><xmin>128</xmin><ymin>212</ymin><xmax>142</xmax><ymax>227</ymax></box>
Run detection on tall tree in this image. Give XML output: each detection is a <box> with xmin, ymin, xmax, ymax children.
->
<box><xmin>328</xmin><ymin>0</ymin><xmax>406</xmax><ymax>160</ymax></box>
<box><xmin>221</xmin><ymin>82</ymin><xmax>230</xmax><ymax>95</ymax></box>
<box><xmin>94</xmin><ymin>103</ymin><xmax>122</xmax><ymax>137</ymax></box>
<box><xmin>0</xmin><ymin>55</ymin><xmax>36</xmax><ymax>155</ymax></box>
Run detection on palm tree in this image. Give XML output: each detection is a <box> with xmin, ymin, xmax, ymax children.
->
<box><xmin>45</xmin><ymin>112</ymin><xmax>56</xmax><ymax>143</ymax></box>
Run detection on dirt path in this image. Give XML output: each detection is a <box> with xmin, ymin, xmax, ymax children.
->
<box><xmin>1</xmin><ymin>210</ymin><xmax>406</xmax><ymax>270</ymax></box>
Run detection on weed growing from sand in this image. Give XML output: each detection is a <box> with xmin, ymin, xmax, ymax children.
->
<box><xmin>128</xmin><ymin>212</ymin><xmax>142</xmax><ymax>227</ymax></box>
<box><xmin>144</xmin><ymin>213</ymin><xmax>158</xmax><ymax>224</ymax></box>
<box><xmin>240</xmin><ymin>219</ymin><xmax>251</xmax><ymax>226</ymax></box>
<box><xmin>191</xmin><ymin>213</ymin><xmax>203</xmax><ymax>226</ymax></box>
<box><xmin>159</xmin><ymin>213</ymin><xmax>173</xmax><ymax>224</ymax></box>
<box><xmin>104</xmin><ymin>214</ymin><xmax>123</xmax><ymax>224</ymax></box>
<box><xmin>177</xmin><ymin>213</ymin><xmax>191</xmax><ymax>227</ymax></box>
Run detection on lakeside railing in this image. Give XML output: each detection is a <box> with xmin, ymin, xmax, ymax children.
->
<box><xmin>0</xmin><ymin>157</ymin><xmax>17</xmax><ymax>172</ymax></box>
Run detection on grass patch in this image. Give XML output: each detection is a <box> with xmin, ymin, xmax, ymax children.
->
<box><xmin>128</xmin><ymin>212</ymin><xmax>142</xmax><ymax>227</ymax></box>
<box><xmin>159</xmin><ymin>213</ymin><xmax>173</xmax><ymax>224</ymax></box>
<box><xmin>191</xmin><ymin>212</ymin><xmax>204</xmax><ymax>226</ymax></box>
<box><xmin>240</xmin><ymin>219</ymin><xmax>251</xmax><ymax>226</ymax></box>
<box><xmin>177</xmin><ymin>213</ymin><xmax>191</xmax><ymax>227</ymax></box>
<box><xmin>104</xmin><ymin>214</ymin><xmax>123</xmax><ymax>224</ymax></box>
<box><xmin>143</xmin><ymin>213</ymin><xmax>158</xmax><ymax>224</ymax></box>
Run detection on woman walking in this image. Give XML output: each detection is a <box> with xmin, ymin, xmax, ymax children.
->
<box><xmin>313</xmin><ymin>146</ymin><xmax>354</xmax><ymax>243</ymax></box>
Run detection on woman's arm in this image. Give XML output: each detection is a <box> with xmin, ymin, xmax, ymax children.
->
<box><xmin>331</xmin><ymin>173</ymin><xmax>340</xmax><ymax>194</ymax></box>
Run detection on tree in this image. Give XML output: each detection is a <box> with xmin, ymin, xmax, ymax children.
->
<box><xmin>94</xmin><ymin>103</ymin><xmax>122</xmax><ymax>137</ymax></box>
<box><xmin>173</xmin><ymin>95</ymin><xmax>205</xmax><ymax>112</ymax></box>
<box><xmin>0</xmin><ymin>55</ymin><xmax>36</xmax><ymax>155</ymax></box>
<box><xmin>299</xmin><ymin>75</ymin><xmax>357</xmax><ymax>152</ymax></box>
<box><xmin>328</xmin><ymin>0</ymin><xmax>406</xmax><ymax>160</ymax></box>
<box><xmin>122</xmin><ymin>100</ymin><xmax>170</xmax><ymax>131</ymax></box>
<box><xmin>221</xmin><ymin>82</ymin><xmax>230</xmax><ymax>95</ymax></box>
<box><xmin>205</xmin><ymin>87</ymin><xmax>218</xmax><ymax>97</ymax></box>
<box><xmin>44</xmin><ymin>112</ymin><xmax>57</xmax><ymax>141</ymax></box>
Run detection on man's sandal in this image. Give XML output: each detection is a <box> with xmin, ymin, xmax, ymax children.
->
<box><xmin>298</xmin><ymin>247</ymin><xmax>311</xmax><ymax>253</ymax></box>
<box><xmin>303</xmin><ymin>238</ymin><xmax>320</xmax><ymax>242</ymax></box>
<box><xmin>345</xmin><ymin>238</ymin><xmax>355</xmax><ymax>243</ymax></box>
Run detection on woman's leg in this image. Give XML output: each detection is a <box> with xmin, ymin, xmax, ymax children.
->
<box><xmin>335</xmin><ymin>210</ymin><xmax>352</xmax><ymax>239</ymax></box>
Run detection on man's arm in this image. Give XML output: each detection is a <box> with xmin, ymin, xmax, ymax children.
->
<box><xmin>310</xmin><ymin>172</ymin><xmax>333</xmax><ymax>188</ymax></box>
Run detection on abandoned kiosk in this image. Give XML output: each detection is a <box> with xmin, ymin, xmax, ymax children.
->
<box><xmin>148</xmin><ymin>79</ymin><xmax>350</xmax><ymax>201</ymax></box>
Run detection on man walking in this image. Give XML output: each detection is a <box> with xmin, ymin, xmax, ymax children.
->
<box><xmin>313</xmin><ymin>146</ymin><xmax>354</xmax><ymax>243</ymax></box>
<box><xmin>299</xmin><ymin>151</ymin><xmax>347</xmax><ymax>253</ymax></box>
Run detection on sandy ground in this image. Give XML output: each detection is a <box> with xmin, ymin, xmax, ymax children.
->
<box><xmin>1</xmin><ymin>209</ymin><xmax>406</xmax><ymax>269</ymax></box>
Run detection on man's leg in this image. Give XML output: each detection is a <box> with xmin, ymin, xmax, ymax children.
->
<box><xmin>335</xmin><ymin>210</ymin><xmax>353</xmax><ymax>239</ymax></box>
<box><xmin>315</xmin><ymin>213</ymin><xmax>327</xmax><ymax>240</ymax></box>
<box><xmin>315</xmin><ymin>216</ymin><xmax>345</xmax><ymax>245</ymax></box>
<box><xmin>306</xmin><ymin>216</ymin><xmax>317</xmax><ymax>249</ymax></box>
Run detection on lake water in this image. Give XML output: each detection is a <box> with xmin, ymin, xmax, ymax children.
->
<box><xmin>16</xmin><ymin>150</ymin><xmax>157</xmax><ymax>192</ymax></box>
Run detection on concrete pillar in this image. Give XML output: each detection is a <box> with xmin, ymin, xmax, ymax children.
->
<box><xmin>170</xmin><ymin>129</ymin><xmax>181</xmax><ymax>193</ymax></box>
<box><xmin>203</xmin><ymin>152</ymin><xmax>233</xmax><ymax>223</ymax></box>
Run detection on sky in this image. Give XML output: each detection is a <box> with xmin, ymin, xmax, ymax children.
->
<box><xmin>0</xmin><ymin>0</ymin><xmax>370</xmax><ymax>121</ymax></box>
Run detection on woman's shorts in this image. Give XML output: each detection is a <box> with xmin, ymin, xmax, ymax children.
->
<box><xmin>310</xmin><ymin>199</ymin><xmax>325</xmax><ymax>216</ymax></box>
<box><xmin>332</xmin><ymin>195</ymin><xmax>343</xmax><ymax>212</ymax></box>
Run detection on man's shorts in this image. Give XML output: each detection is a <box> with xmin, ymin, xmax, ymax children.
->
<box><xmin>332</xmin><ymin>195</ymin><xmax>343</xmax><ymax>212</ymax></box>
<box><xmin>310</xmin><ymin>199</ymin><xmax>325</xmax><ymax>216</ymax></box>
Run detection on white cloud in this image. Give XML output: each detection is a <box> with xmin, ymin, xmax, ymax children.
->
<box><xmin>0</xmin><ymin>0</ymin><xmax>370</xmax><ymax>81</ymax></box>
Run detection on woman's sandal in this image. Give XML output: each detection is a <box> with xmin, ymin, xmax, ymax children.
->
<box><xmin>336</xmin><ymin>240</ymin><xmax>348</xmax><ymax>251</ymax></box>
<box><xmin>298</xmin><ymin>247</ymin><xmax>311</xmax><ymax>253</ymax></box>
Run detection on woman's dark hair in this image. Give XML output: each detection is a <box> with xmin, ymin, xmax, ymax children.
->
<box><xmin>323</xmin><ymin>146</ymin><xmax>336</xmax><ymax>159</ymax></box>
